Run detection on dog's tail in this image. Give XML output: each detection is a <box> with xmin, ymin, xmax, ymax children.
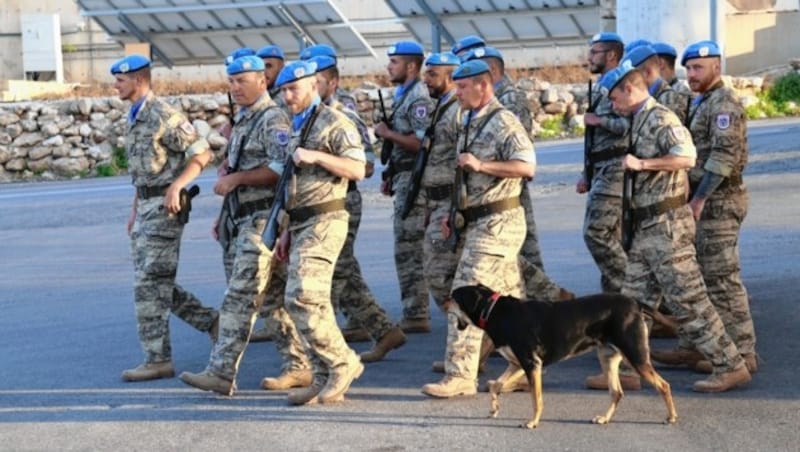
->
<box><xmin>639</xmin><ymin>304</ymin><xmax>679</xmax><ymax>332</ymax></box>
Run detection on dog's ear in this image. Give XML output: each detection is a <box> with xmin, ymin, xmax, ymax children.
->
<box><xmin>451</xmin><ymin>285</ymin><xmax>483</xmax><ymax>315</ymax></box>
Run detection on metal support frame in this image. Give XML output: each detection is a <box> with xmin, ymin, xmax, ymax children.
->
<box><xmin>117</xmin><ymin>13</ymin><xmax>174</xmax><ymax>68</ymax></box>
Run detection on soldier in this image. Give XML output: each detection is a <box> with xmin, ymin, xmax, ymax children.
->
<box><xmin>422</xmin><ymin>60</ymin><xmax>535</xmax><ymax>398</ymax></box>
<box><xmin>299</xmin><ymin>44</ymin><xmax>358</xmax><ymax>112</ymax></box>
<box><xmin>178</xmin><ymin>55</ymin><xmax>306</xmax><ymax>395</ymax></box>
<box><xmin>310</xmin><ymin>54</ymin><xmax>407</xmax><ymax>362</ymax></box>
<box><xmin>373</xmin><ymin>41</ymin><xmax>436</xmax><ymax>333</ymax></box>
<box><xmin>652</xmin><ymin>41</ymin><xmax>758</xmax><ymax>375</ymax></box>
<box><xmin>451</xmin><ymin>35</ymin><xmax>486</xmax><ymax>59</ymax></box>
<box><xmin>603</xmin><ymin>62</ymin><xmax>751</xmax><ymax>392</ymax></box>
<box><xmin>273</xmin><ymin>60</ymin><xmax>366</xmax><ymax>405</ymax></box>
<box><xmin>256</xmin><ymin>44</ymin><xmax>287</xmax><ymax>111</ymax></box>
<box><xmin>625</xmin><ymin>45</ymin><xmax>690</xmax><ymax>123</ymax></box>
<box><xmin>464</xmin><ymin>46</ymin><xmax>573</xmax><ymax>303</ymax></box>
<box><xmin>576</xmin><ymin>32</ymin><xmax>630</xmax><ymax>295</ymax></box>
<box><xmin>112</xmin><ymin>54</ymin><xmax>219</xmax><ymax>382</ymax></box>
<box><xmin>652</xmin><ymin>42</ymin><xmax>694</xmax><ymax>99</ymax></box>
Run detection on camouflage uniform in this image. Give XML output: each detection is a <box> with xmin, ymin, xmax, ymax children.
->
<box><xmin>421</xmin><ymin>91</ymin><xmax>461</xmax><ymax>307</ymax></box>
<box><xmin>652</xmin><ymin>78</ymin><xmax>691</xmax><ymax>124</ymax></box>
<box><xmin>388</xmin><ymin>80</ymin><xmax>435</xmax><ymax>321</ymax></box>
<box><xmin>127</xmin><ymin>92</ymin><xmax>217</xmax><ymax>364</ymax></box>
<box><xmin>268</xmin><ymin>85</ymin><xmax>288</xmax><ymax>112</ymax></box>
<box><xmin>445</xmin><ymin>99</ymin><xmax>532</xmax><ymax>380</ymax></box>
<box><xmin>583</xmin><ymin>81</ymin><xmax>631</xmax><ymax>293</ymax></box>
<box><xmin>687</xmin><ymin>81</ymin><xmax>756</xmax><ymax>357</ymax></box>
<box><xmin>207</xmin><ymin>93</ymin><xmax>302</xmax><ymax>382</ymax></box>
<box><xmin>327</xmin><ymin>97</ymin><xmax>395</xmax><ymax>342</ymax></box>
<box><xmin>624</xmin><ymin>97</ymin><xmax>744</xmax><ymax>373</ymax></box>
<box><xmin>335</xmin><ymin>87</ymin><xmax>359</xmax><ymax>113</ymax></box>
<box><xmin>283</xmin><ymin>102</ymin><xmax>364</xmax><ymax>379</ymax></box>
<box><xmin>496</xmin><ymin>74</ymin><xmax>565</xmax><ymax>301</ymax></box>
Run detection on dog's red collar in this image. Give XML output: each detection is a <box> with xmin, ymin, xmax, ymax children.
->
<box><xmin>478</xmin><ymin>292</ymin><xmax>501</xmax><ymax>329</ymax></box>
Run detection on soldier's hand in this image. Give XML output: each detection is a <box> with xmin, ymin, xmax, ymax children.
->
<box><xmin>218</xmin><ymin>122</ymin><xmax>233</xmax><ymax>140</ymax></box>
<box><xmin>365</xmin><ymin>162</ymin><xmax>375</xmax><ymax>179</ymax></box>
<box><xmin>217</xmin><ymin>160</ymin><xmax>230</xmax><ymax>177</ymax></box>
<box><xmin>576</xmin><ymin>177</ymin><xmax>588</xmax><ymax>194</ymax></box>
<box><xmin>214</xmin><ymin>174</ymin><xmax>238</xmax><ymax>196</ymax></box>
<box><xmin>440</xmin><ymin>216</ymin><xmax>452</xmax><ymax>240</ymax></box>
<box><xmin>275</xmin><ymin>229</ymin><xmax>290</xmax><ymax>262</ymax></box>
<box><xmin>584</xmin><ymin>113</ymin><xmax>601</xmax><ymax>126</ymax></box>
<box><xmin>380</xmin><ymin>178</ymin><xmax>393</xmax><ymax>196</ymax></box>
<box><xmin>126</xmin><ymin>208</ymin><xmax>136</xmax><ymax>236</ymax></box>
<box><xmin>458</xmin><ymin>153</ymin><xmax>482</xmax><ymax>173</ymax></box>
<box><xmin>622</xmin><ymin>154</ymin><xmax>643</xmax><ymax>171</ymax></box>
<box><xmin>373</xmin><ymin>122</ymin><xmax>390</xmax><ymax>138</ymax></box>
<box><xmin>293</xmin><ymin>147</ymin><xmax>317</xmax><ymax>166</ymax></box>
<box><xmin>164</xmin><ymin>185</ymin><xmax>182</xmax><ymax>214</ymax></box>
<box><xmin>689</xmin><ymin>197</ymin><xmax>706</xmax><ymax>220</ymax></box>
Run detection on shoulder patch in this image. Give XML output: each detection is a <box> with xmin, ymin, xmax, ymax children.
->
<box><xmin>275</xmin><ymin>129</ymin><xmax>290</xmax><ymax>146</ymax></box>
<box><xmin>668</xmin><ymin>125</ymin><xmax>688</xmax><ymax>142</ymax></box>
<box><xmin>344</xmin><ymin>100</ymin><xmax>357</xmax><ymax>112</ymax></box>
<box><xmin>716</xmin><ymin>113</ymin><xmax>731</xmax><ymax>130</ymax></box>
<box><xmin>415</xmin><ymin>104</ymin><xmax>429</xmax><ymax>119</ymax></box>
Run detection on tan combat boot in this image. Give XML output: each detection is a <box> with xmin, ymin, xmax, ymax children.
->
<box><xmin>342</xmin><ymin>327</ymin><xmax>371</xmax><ymax>342</ymax></box>
<box><xmin>288</xmin><ymin>376</ymin><xmax>327</xmax><ymax>406</ymax></box>
<box><xmin>121</xmin><ymin>361</ymin><xmax>175</xmax><ymax>382</ymax></box>
<box><xmin>249</xmin><ymin>326</ymin><xmax>272</xmax><ymax>343</ymax></box>
<box><xmin>400</xmin><ymin>318</ymin><xmax>431</xmax><ymax>334</ymax></box>
<box><xmin>692</xmin><ymin>366</ymin><xmax>752</xmax><ymax>393</ymax></box>
<box><xmin>318</xmin><ymin>357</ymin><xmax>364</xmax><ymax>403</ymax></box>
<box><xmin>431</xmin><ymin>360</ymin><xmax>487</xmax><ymax>374</ymax></box>
<box><xmin>650</xmin><ymin>347</ymin><xmax>704</xmax><ymax>367</ymax></box>
<box><xmin>693</xmin><ymin>353</ymin><xmax>759</xmax><ymax>374</ymax></box>
<box><xmin>360</xmin><ymin>327</ymin><xmax>407</xmax><ymax>363</ymax></box>
<box><xmin>261</xmin><ymin>369</ymin><xmax>314</xmax><ymax>390</ymax></box>
<box><xmin>179</xmin><ymin>370</ymin><xmax>235</xmax><ymax>396</ymax></box>
<box><xmin>421</xmin><ymin>375</ymin><xmax>477</xmax><ymax>398</ymax></box>
<box><xmin>584</xmin><ymin>373</ymin><xmax>642</xmax><ymax>391</ymax></box>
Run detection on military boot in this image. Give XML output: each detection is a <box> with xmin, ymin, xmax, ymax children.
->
<box><xmin>121</xmin><ymin>361</ymin><xmax>175</xmax><ymax>382</ymax></box>
<box><xmin>179</xmin><ymin>370</ymin><xmax>235</xmax><ymax>396</ymax></box>
<box><xmin>400</xmin><ymin>318</ymin><xmax>431</xmax><ymax>334</ymax></box>
<box><xmin>692</xmin><ymin>366</ymin><xmax>752</xmax><ymax>393</ymax></box>
<box><xmin>341</xmin><ymin>317</ymin><xmax>371</xmax><ymax>343</ymax></box>
<box><xmin>261</xmin><ymin>369</ymin><xmax>314</xmax><ymax>390</ymax></box>
<box><xmin>650</xmin><ymin>347</ymin><xmax>704</xmax><ymax>367</ymax></box>
<box><xmin>249</xmin><ymin>326</ymin><xmax>273</xmax><ymax>343</ymax></box>
<box><xmin>584</xmin><ymin>373</ymin><xmax>642</xmax><ymax>391</ymax></box>
<box><xmin>421</xmin><ymin>375</ymin><xmax>477</xmax><ymax>398</ymax></box>
<box><xmin>360</xmin><ymin>327</ymin><xmax>406</xmax><ymax>363</ymax></box>
<box><xmin>431</xmin><ymin>360</ymin><xmax>487</xmax><ymax>374</ymax></box>
<box><xmin>318</xmin><ymin>357</ymin><xmax>364</xmax><ymax>403</ymax></box>
<box><xmin>693</xmin><ymin>353</ymin><xmax>759</xmax><ymax>374</ymax></box>
<box><xmin>288</xmin><ymin>376</ymin><xmax>327</xmax><ymax>406</ymax></box>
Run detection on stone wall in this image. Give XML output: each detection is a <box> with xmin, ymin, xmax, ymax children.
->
<box><xmin>0</xmin><ymin>76</ymin><xmax>769</xmax><ymax>183</ymax></box>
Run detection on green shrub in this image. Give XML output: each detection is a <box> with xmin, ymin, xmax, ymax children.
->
<box><xmin>95</xmin><ymin>163</ymin><xmax>116</xmax><ymax>177</ymax></box>
<box><xmin>537</xmin><ymin>115</ymin><xmax>565</xmax><ymax>139</ymax></box>
<box><xmin>768</xmin><ymin>72</ymin><xmax>800</xmax><ymax>105</ymax></box>
<box><xmin>113</xmin><ymin>146</ymin><xmax>128</xmax><ymax>171</ymax></box>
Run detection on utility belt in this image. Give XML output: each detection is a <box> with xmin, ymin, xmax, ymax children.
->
<box><xmin>689</xmin><ymin>173</ymin><xmax>743</xmax><ymax>196</ymax></box>
<box><xmin>288</xmin><ymin>198</ymin><xmax>346</xmax><ymax>224</ymax></box>
<box><xmin>632</xmin><ymin>195</ymin><xmax>686</xmax><ymax>224</ymax></box>
<box><xmin>136</xmin><ymin>184</ymin><xmax>169</xmax><ymax>200</ymax></box>
<box><xmin>425</xmin><ymin>184</ymin><xmax>452</xmax><ymax>202</ymax></box>
<box><xmin>588</xmin><ymin>146</ymin><xmax>628</xmax><ymax>166</ymax></box>
<box><xmin>392</xmin><ymin>160</ymin><xmax>415</xmax><ymax>173</ymax></box>
<box><xmin>462</xmin><ymin>196</ymin><xmax>521</xmax><ymax>224</ymax></box>
<box><xmin>233</xmin><ymin>198</ymin><xmax>272</xmax><ymax>220</ymax></box>
<box><xmin>347</xmin><ymin>180</ymin><xmax>357</xmax><ymax>193</ymax></box>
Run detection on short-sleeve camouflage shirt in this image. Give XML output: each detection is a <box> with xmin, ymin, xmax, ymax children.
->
<box><xmin>390</xmin><ymin>79</ymin><xmax>435</xmax><ymax>169</ymax></box>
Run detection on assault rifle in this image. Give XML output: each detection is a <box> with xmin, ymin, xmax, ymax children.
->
<box><xmin>400</xmin><ymin>95</ymin><xmax>445</xmax><ymax>219</ymax></box>
<box><xmin>621</xmin><ymin>132</ymin><xmax>635</xmax><ymax>252</ymax></box>
<box><xmin>445</xmin><ymin>111</ymin><xmax>473</xmax><ymax>253</ymax></box>
<box><xmin>377</xmin><ymin>89</ymin><xmax>393</xmax><ymax>166</ymax></box>
<box><xmin>177</xmin><ymin>184</ymin><xmax>200</xmax><ymax>225</ymax></box>
<box><xmin>584</xmin><ymin>79</ymin><xmax>596</xmax><ymax>191</ymax></box>
<box><xmin>262</xmin><ymin>105</ymin><xmax>320</xmax><ymax>251</ymax></box>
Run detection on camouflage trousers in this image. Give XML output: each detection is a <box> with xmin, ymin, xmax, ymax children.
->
<box><xmin>695</xmin><ymin>192</ymin><xmax>756</xmax><ymax>356</ymax></box>
<box><xmin>332</xmin><ymin>188</ymin><xmax>395</xmax><ymax>341</ymax></box>
<box><xmin>392</xmin><ymin>171</ymin><xmax>429</xmax><ymax>320</ymax></box>
<box><xmin>285</xmin><ymin>213</ymin><xmax>358</xmax><ymax>377</ymax></box>
<box><xmin>422</xmin><ymin>201</ymin><xmax>459</xmax><ymax>308</ymax></box>
<box><xmin>207</xmin><ymin>216</ymin><xmax>275</xmax><ymax>381</ymax></box>
<box><xmin>130</xmin><ymin>198</ymin><xmax>217</xmax><ymax>364</ymax></box>
<box><xmin>446</xmin><ymin>207</ymin><xmax>526</xmax><ymax>380</ymax></box>
<box><xmin>519</xmin><ymin>183</ymin><xmax>565</xmax><ymax>301</ymax></box>
<box><xmin>583</xmin><ymin>192</ymin><xmax>627</xmax><ymax>293</ymax></box>
<box><xmin>622</xmin><ymin>206</ymin><xmax>744</xmax><ymax>373</ymax></box>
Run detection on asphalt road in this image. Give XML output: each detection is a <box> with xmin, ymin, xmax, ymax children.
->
<box><xmin>0</xmin><ymin>119</ymin><xmax>798</xmax><ymax>451</ymax></box>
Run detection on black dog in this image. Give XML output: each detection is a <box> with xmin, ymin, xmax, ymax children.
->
<box><xmin>447</xmin><ymin>284</ymin><xmax>677</xmax><ymax>429</ymax></box>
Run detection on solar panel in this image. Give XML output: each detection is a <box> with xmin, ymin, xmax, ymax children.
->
<box><xmin>76</xmin><ymin>0</ymin><xmax>376</xmax><ymax>67</ymax></box>
<box><xmin>384</xmin><ymin>0</ymin><xmax>600</xmax><ymax>51</ymax></box>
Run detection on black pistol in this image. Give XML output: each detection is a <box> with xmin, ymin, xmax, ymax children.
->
<box><xmin>178</xmin><ymin>184</ymin><xmax>200</xmax><ymax>225</ymax></box>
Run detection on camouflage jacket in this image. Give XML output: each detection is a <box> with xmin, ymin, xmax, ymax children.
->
<box><xmin>652</xmin><ymin>78</ymin><xmax>691</xmax><ymax>125</ymax></box>
<box><xmin>496</xmin><ymin>73</ymin><xmax>533</xmax><ymax>136</ymax></box>
<box><xmin>587</xmin><ymin>80</ymin><xmax>631</xmax><ymax>197</ymax></box>
<box><xmin>687</xmin><ymin>80</ymin><xmax>748</xmax><ymax>197</ymax></box>
<box><xmin>389</xmin><ymin>78</ymin><xmax>435</xmax><ymax>171</ymax></box>
<box><xmin>421</xmin><ymin>90</ymin><xmax>460</xmax><ymax>189</ymax></box>
<box><xmin>125</xmin><ymin>91</ymin><xmax>208</xmax><ymax>188</ymax></box>
<box><xmin>327</xmin><ymin>96</ymin><xmax>375</xmax><ymax>165</ymax></box>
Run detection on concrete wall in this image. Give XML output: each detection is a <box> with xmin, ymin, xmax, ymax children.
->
<box><xmin>726</xmin><ymin>10</ymin><xmax>800</xmax><ymax>74</ymax></box>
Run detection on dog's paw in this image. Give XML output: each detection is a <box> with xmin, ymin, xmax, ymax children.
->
<box><xmin>664</xmin><ymin>415</ymin><xmax>678</xmax><ymax>425</ymax></box>
<box><xmin>591</xmin><ymin>415</ymin><xmax>610</xmax><ymax>425</ymax></box>
<box><xmin>521</xmin><ymin>420</ymin><xmax>538</xmax><ymax>429</ymax></box>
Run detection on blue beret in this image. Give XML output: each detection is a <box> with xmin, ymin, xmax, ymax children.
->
<box><xmin>624</xmin><ymin>45</ymin><xmax>657</xmax><ymax>67</ymax></box>
<box><xmin>110</xmin><ymin>54</ymin><xmax>150</xmax><ymax>74</ymax></box>
<box><xmin>600</xmin><ymin>59</ymin><xmax>636</xmax><ymax>92</ymax></box>
<box><xmin>464</xmin><ymin>46</ymin><xmax>504</xmax><ymax>62</ymax></box>
<box><xmin>681</xmin><ymin>40</ymin><xmax>722</xmax><ymax>66</ymax></box>
<box><xmin>387</xmin><ymin>41</ymin><xmax>424</xmax><ymax>56</ymax></box>
<box><xmin>624</xmin><ymin>39</ymin><xmax>652</xmax><ymax>54</ymax></box>
<box><xmin>590</xmin><ymin>32</ymin><xmax>623</xmax><ymax>45</ymax></box>
<box><xmin>425</xmin><ymin>52</ymin><xmax>460</xmax><ymax>66</ymax></box>
<box><xmin>225</xmin><ymin>47</ymin><xmax>256</xmax><ymax>66</ymax></box>
<box><xmin>452</xmin><ymin>60</ymin><xmax>491</xmax><ymax>81</ymax></box>
<box><xmin>652</xmin><ymin>42</ymin><xmax>677</xmax><ymax>58</ymax></box>
<box><xmin>452</xmin><ymin>35</ymin><xmax>486</xmax><ymax>55</ymax></box>
<box><xmin>257</xmin><ymin>45</ymin><xmax>284</xmax><ymax>60</ymax></box>
<box><xmin>300</xmin><ymin>44</ymin><xmax>337</xmax><ymax>61</ymax></box>
<box><xmin>226</xmin><ymin>55</ymin><xmax>265</xmax><ymax>75</ymax></box>
<box><xmin>310</xmin><ymin>55</ymin><xmax>336</xmax><ymax>72</ymax></box>
<box><xmin>275</xmin><ymin>60</ymin><xmax>318</xmax><ymax>88</ymax></box>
